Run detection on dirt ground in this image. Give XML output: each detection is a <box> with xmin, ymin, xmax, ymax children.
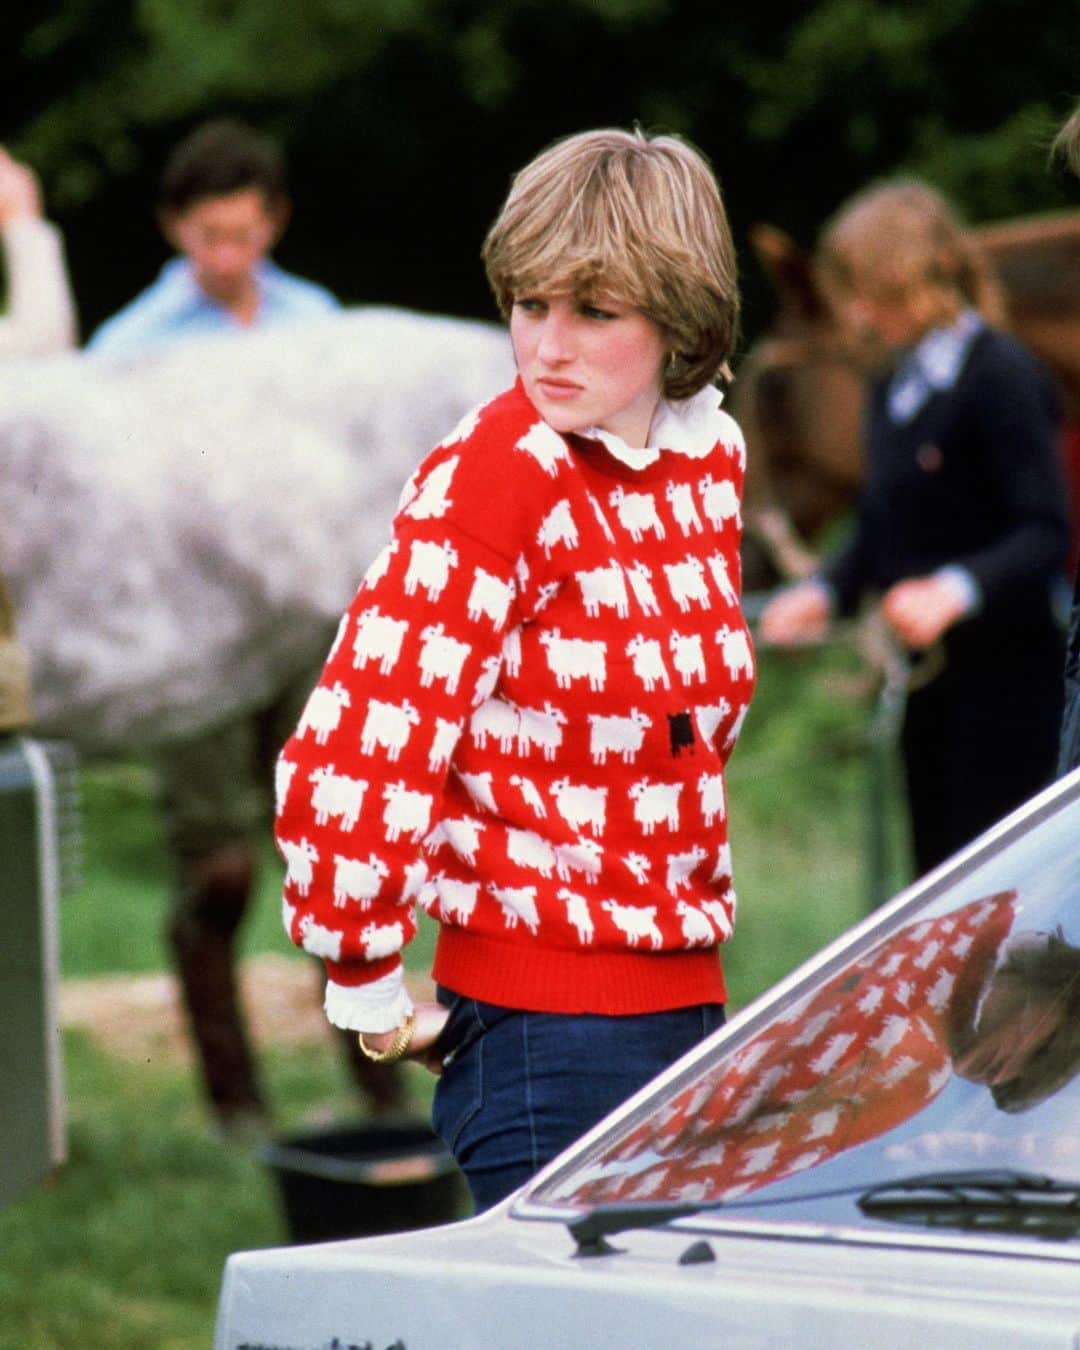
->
<box><xmin>60</xmin><ymin>954</ymin><xmax>436</xmax><ymax>1065</ymax></box>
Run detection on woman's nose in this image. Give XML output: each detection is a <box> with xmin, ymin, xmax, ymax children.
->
<box><xmin>537</xmin><ymin>311</ymin><xmax>574</xmax><ymax>363</ymax></box>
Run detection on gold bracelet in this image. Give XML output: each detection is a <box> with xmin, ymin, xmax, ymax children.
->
<box><xmin>357</xmin><ymin>1012</ymin><xmax>417</xmax><ymax>1064</ymax></box>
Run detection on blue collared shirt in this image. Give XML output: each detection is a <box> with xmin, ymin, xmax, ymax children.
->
<box><xmin>87</xmin><ymin>257</ymin><xmax>339</xmax><ymax>355</ymax></box>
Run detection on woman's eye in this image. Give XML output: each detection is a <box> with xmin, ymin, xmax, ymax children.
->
<box><xmin>582</xmin><ymin>304</ymin><xmax>618</xmax><ymax>321</ymax></box>
<box><xmin>515</xmin><ymin>298</ymin><xmax>545</xmax><ymax>314</ymax></box>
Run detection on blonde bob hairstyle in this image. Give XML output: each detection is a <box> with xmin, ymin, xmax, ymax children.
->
<box><xmin>817</xmin><ymin>178</ymin><xmax>1005</xmax><ymax>338</ymax></box>
<box><xmin>482</xmin><ymin>127</ymin><xmax>739</xmax><ymax>401</ymax></box>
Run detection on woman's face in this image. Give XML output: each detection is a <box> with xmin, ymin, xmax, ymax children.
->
<box><xmin>836</xmin><ymin>284</ymin><xmax>926</xmax><ymax>352</ymax></box>
<box><xmin>510</xmin><ymin>291</ymin><xmax>666</xmax><ymax>448</ymax></box>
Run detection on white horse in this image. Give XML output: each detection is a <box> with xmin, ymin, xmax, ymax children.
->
<box><xmin>1</xmin><ymin>307</ymin><xmax>513</xmax><ymax>751</ymax></box>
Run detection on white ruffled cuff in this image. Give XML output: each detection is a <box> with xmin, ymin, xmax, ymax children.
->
<box><xmin>323</xmin><ymin>968</ymin><xmax>414</xmax><ymax>1033</ymax></box>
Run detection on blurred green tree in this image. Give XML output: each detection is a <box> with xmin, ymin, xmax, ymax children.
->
<box><xmin>4</xmin><ymin>0</ymin><xmax>1077</xmax><ymax>335</ymax></box>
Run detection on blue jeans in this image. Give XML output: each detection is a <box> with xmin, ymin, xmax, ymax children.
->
<box><xmin>431</xmin><ymin>991</ymin><xmax>725</xmax><ymax>1212</ymax></box>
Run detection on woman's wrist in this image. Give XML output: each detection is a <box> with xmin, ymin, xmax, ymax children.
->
<box><xmin>357</xmin><ymin>1012</ymin><xmax>417</xmax><ymax>1063</ymax></box>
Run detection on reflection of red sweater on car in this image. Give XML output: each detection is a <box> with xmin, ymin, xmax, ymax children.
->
<box><xmin>564</xmin><ymin>892</ymin><xmax>1018</xmax><ymax>1206</ymax></box>
<box><xmin>275</xmin><ymin>379</ymin><xmax>756</xmax><ymax>1032</ymax></box>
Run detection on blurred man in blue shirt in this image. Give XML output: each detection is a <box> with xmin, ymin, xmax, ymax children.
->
<box><xmin>89</xmin><ymin>118</ymin><xmax>337</xmax><ymax>353</ymax></box>
<box><xmin>85</xmin><ymin>121</ymin><xmax>404</xmax><ymax>1133</ymax></box>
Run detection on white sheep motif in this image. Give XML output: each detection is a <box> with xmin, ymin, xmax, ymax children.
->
<box><xmin>404</xmin><ymin>454</ymin><xmax>458</xmax><ymax>520</ymax></box>
<box><xmin>608</xmin><ymin>484</ymin><xmax>665</xmax><ymax>541</ymax></box>
<box><xmin>539</xmin><ymin>630</ymin><xmax>607</xmax><ymax>691</ymax></box>
<box><xmin>472</xmin><ymin>654</ymin><xmax>502</xmax><ymax>706</ymax></box>
<box><xmin>587</xmin><ymin>492</ymin><xmax>616</xmax><ymax>543</ymax></box>
<box><xmin>676</xmin><ymin>900</ymin><xmax>716</xmax><ymax>946</ymax></box>
<box><xmin>298</xmin><ymin>913</ymin><xmax>341</xmax><ymax>960</ymax></box>
<box><xmin>669</xmin><ymin>632</ymin><xmax>706</xmax><ymax>685</ymax></box>
<box><xmin>628</xmin><ymin>779</ymin><xmax>682</xmax><ymax>835</ymax></box>
<box><xmin>663</xmin><ymin>556</ymin><xmax>711</xmax><ymax>613</ymax></box>
<box><xmin>361</xmin><ymin>919</ymin><xmax>405</xmax><ymax>961</ymax></box>
<box><xmin>297</xmin><ymin>682</ymin><xmax>351</xmax><ymax>746</ymax></box>
<box><xmin>666</xmin><ymin>845</ymin><xmax>708</xmax><ymax>893</ymax></box>
<box><xmin>418</xmin><ymin>623</ymin><xmax>472</xmax><ymax>694</ymax></box>
<box><xmin>516</xmin><ymin>701</ymin><xmax>568</xmax><ymax>759</ymax></box>
<box><xmin>509</xmin><ymin>773</ymin><xmax>547</xmax><ymax>818</ymax></box>
<box><xmin>352</xmin><ymin>607</ymin><xmax>409</xmax><ymax>675</ymax></box>
<box><xmin>698</xmin><ymin>473</ymin><xmax>740</xmax><ymax>528</ymax></box>
<box><xmin>666</xmin><ymin>481</ymin><xmax>704</xmax><ymax>535</ymax></box>
<box><xmin>332</xmin><ymin>852</ymin><xmax>389</xmax><ymax>907</ymax></box>
<box><xmin>281</xmin><ymin>836</ymin><xmax>320</xmax><ymax>895</ymax></box>
<box><xmin>361</xmin><ymin>539</ymin><xmax>399</xmax><ymax>590</ymax></box>
<box><xmin>697</xmin><ymin>772</ymin><xmax>726</xmax><ymax>827</ymax></box>
<box><xmin>706</xmin><ymin>551</ymin><xmax>738</xmax><ymax>606</ymax></box>
<box><xmin>428</xmin><ymin>717</ymin><xmax>462</xmax><ymax>771</ymax></box>
<box><xmin>360</xmin><ymin>697</ymin><xmax>420</xmax><ymax>761</ymax></box>
<box><xmin>715</xmin><ymin>625</ymin><xmax>754</xmax><ymax>678</ymax></box>
<box><xmin>694</xmin><ymin>699</ymin><xmax>732</xmax><ymax>746</ymax></box>
<box><xmin>437</xmin><ymin>875</ymin><xmax>480</xmax><ymax>924</ymax></box>
<box><xmin>515</xmin><ymin>420</ymin><xmax>572</xmax><ymax>476</ymax></box>
<box><xmin>550</xmin><ymin>777</ymin><xmax>608</xmax><ymax>837</ymax></box>
<box><xmin>506</xmin><ymin>827</ymin><xmax>557</xmax><ymax>877</ymax></box>
<box><xmin>625</xmin><ymin>561</ymin><xmax>660</xmax><ymax>616</ymax></box>
<box><xmin>623</xmin><ymin>852</ymin><xmax>651</xmax><ymax>884</ymax></box>
<box><xmin>457</xmin><ymin>769</ymin><xmax>498</xmax><ymax>814</ymax></box>
<box><xmin>500</xmin><ymin>626</ymin><xmax>522</xmax><ymax>678</ymax></box>
<box><xmin>553</xmin><ymin>836</ymin><xmax>603</xmax><ymax>884</ymax></box>
<box><xmin>587</xmin><ymin>709</ymin><xmax>651</xmax><ymax>765</ymax></box>
<box><xmin>537</xmin><ymin>499</ymin><xmax>579</xmax><ymax>556</ymax></box>
<box><xmin>558</xmin><ymin>888</ymin><xmax>595</xmax><ymax>944</ymax></box>
<box><xmin>602</xmin><ymin>899</ymin><xmax>663</xmax><ymax>949</ymax></box>
<box><xmin>701</xmin><ymin>895</ymin><xmax>734</xmax><ymax>941</ymax></box>
<box><xmin>625</xmin><ymin>635</ymin><xmax>671</xmax><ymax>692</ymax></box>
<box><xmin>381</xmin><ymin>782</ymin><xmax>433</xmax><ymax>843</ymax></box>
<box><xmin>274</xmin><ymin>756</ymin><xmax>297</xmax><ymax>812</ymax></box>
<box><xmin>470</xmin><ymin>698</ymin><xmax>519</xmax><ymax>752</ymax></box>
<box><xmin>403</xmin><ymin>538</ymin><xmax>459</xmax><ymax>602</ymax></box>
<box><xmin>467</xmin><ymin>567</ymin><xmax>515</xmax><ymax>628</ymax></box>
<box><xmin>309</xmin><ymin>765</ymin><xmax>368</xmax><ymax>830</ymax></box>
<box><xmin>488</xmin><ymin>881</ymin><xmax>540</xmax><ymax>934</ymax></box>
<box><xmin>575</xmin><ymin>563</ymin><xmax>629</xmax><ymax>619</ymax></box>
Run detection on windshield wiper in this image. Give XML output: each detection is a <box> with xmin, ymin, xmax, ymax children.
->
<box><xmin>568</xmin><ymin>1202</ymin><xmax>706</xmax><ymax>1256</ymax></box>
<box><xmin>858</xmin><ymin>1168</ymin><xmax>1080</xmax><ymax>1240</ymax></box>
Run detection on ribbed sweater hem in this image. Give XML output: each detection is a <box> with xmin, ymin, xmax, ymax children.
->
<box><xmin>432</xmin><ymin>927</ymin><xmax>727</xmax><ymax>1014</ymax></box>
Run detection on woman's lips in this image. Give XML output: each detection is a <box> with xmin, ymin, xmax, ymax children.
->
<box><xmin>535</xmin><ymin>377</ymin><xmax>584</xmax><ymax>400</ymax></box>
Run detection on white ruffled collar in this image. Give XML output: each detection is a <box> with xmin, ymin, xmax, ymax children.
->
<box><xmin>578</xmin><ymin>384</ymin><xmax>730</xmax><ymax>469</ymax></box>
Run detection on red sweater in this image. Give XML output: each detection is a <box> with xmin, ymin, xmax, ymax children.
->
<box><xmin>275</xmin><ymin>379</ymin><xmax>756</xmax><ymax>1031</ymax></box>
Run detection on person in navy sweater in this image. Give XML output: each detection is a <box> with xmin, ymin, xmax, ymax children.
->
<box><xmin>276</xmin><ymin>127</ymin><xmax>754</xmax><ymax>1209</ymax></box>
<box><xmin>762</xmin><ymin>179</ymin><xmax>1069</xmax><ymax>876</ymax></box>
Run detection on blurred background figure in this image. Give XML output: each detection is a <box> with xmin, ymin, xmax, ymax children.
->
<box><xmin>761</xmin><ymin>179</ymin><xmax>1069</xmax><ymax>877</ymax></box>
<box><xmin>88</xmin><ymin>118</ymin><xmax>336</xmax><ymax>354</ymax></box>
<box><xmin>87</xmin><ymin>118</ymin><xmax>404</xmax><ymax>1135</ymax></box>
<box><xmin>0</xmin><ymin>145</ymin><xmax>77</xmax><ymax>356</ymax></box>
<box><xmin>1056</xmin><ymin>100</ymin><xmax>1080</xmax><ymax>778</ymax></box>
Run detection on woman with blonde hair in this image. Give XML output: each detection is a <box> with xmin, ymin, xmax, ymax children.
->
<box><xmin>275</xmin><ymin>127</ymin><xmax>755</xmax><ymax>1208</ymax></box>
<box><xmin>762</xmin><ymin>178</ymin><xmax>1069</xmax><ymax>875</ymax></box>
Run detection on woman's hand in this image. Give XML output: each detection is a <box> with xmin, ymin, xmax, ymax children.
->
<box><xmin>361</xmin><ymin>1001</ymin><xmax>451</xmax><ymax>1075</ymax></box>
<box><xmin>881</xmin><ymin>576</ymin><xmax>967</xmax><ymax>649</ymax></box>
<box><xmin>759</xmin><ymin>581</ymin><xmax>831</xmax><ymax>645</ymax></box>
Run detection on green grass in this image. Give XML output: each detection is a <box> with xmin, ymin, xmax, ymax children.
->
<box><xmin>0</xmin><ymin>644</ymin><xmax>910</xmax><ymax>1347</ymax></box>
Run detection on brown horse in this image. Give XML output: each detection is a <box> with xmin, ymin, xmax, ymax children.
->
<box><xmin>734</xmin><ymin>209</ymin><xmax>1080</xmax><ymax>590</ymax></box>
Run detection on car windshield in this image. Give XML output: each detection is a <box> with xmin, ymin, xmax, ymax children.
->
<box><xmin>522</xmin><ymin>774</ymin><xmax>1080</xmax><ymax>1228</ymax></box>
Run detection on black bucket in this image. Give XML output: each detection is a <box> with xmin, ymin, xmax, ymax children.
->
<box><xmin>260</xmin><ymin>1118</ymin><xmax>468</xmax><ymax>1244</ymax></box>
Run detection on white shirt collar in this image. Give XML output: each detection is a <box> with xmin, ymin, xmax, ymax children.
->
<box><xmin>887</xmin><ymin>308</ymin><xmax>984</xmax><ymax>424</ymax></box>
<box><xmin>579</xmin><ymin>384</ymin><xmax>732</xmax><ymax>469</ymax></box>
